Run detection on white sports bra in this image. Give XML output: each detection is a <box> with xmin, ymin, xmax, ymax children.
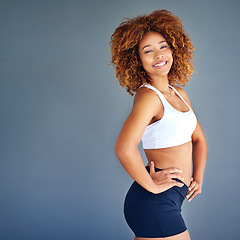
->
<box><xmin>140</xmin><ymin>84</ymin><xmax>197</xmax><ymax>149</ymax></box>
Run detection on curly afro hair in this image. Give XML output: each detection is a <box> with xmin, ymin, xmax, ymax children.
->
<box><xmin>110</xmin><ymin>10</ymin><xmax>195</xmax><ymax>95</ymax></box>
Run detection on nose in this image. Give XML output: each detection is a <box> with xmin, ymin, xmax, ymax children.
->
<box><xmin>155</xmin><ymin>50</ymin><xmax>164</xmax><ymax>59</ymax></box>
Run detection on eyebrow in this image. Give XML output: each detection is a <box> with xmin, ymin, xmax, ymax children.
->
<box><xmin>142</xmin><ymin>41</ymin><xmax>167</xmax><ymax>51</ymax></box>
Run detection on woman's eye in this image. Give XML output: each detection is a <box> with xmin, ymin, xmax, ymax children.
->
<box><xmin>160</xmin><ymin>45</ymin><xmax>167</xmax><ymax>49</ymax></box>
<box><xmin>145</xmin><ymin>50</ymin><xmax>153</xmax><ymax>54</ymax></box>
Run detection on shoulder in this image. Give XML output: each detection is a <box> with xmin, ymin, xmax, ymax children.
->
<box><xmin>173</xmin><ymin>85</ymin><xmax>192</xmax><ymax>106</ymax></box>
<box><xmin>134</xmin><ymin>85</ymin><xmax>159</xmax><ymax>103</ymax></box>
<box><xmin>132</xmin><ymin>85</ymin><xmax>162</xmax><ymax>116</ymax></box>
<box><xmin>173</xmin><ymin>85</ymin><xmax>187</xmax><ymax>96</ymax></box>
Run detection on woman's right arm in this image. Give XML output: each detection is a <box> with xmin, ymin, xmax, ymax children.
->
<box><xmin>115</xmin><ymin>88</ymin><xmax>183</xmax><ymax>194</ymax></box>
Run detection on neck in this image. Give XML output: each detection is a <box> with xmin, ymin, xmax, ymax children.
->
<box><xmin>151</xmin><ymin>76</ymin><xmax>170</xmax><ymax>93</ymax></box>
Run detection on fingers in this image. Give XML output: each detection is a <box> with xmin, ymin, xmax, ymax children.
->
<box><xmin>162</xmin><ymin>168</ymin><xmax>184</xmax><ymax>182</ymax></box>
<box><xmin>187</xmin><ymin>190</ymin><xmax>199</xmax><ymax>202</ymax></box>
<box><xmin>188</xmin><ymin>179</ymin><xmax>196</xmax><ymax>191</ymax></box>
<box><xmin>159</xmin><ymin>180</ymin><xmax>184</xmax><ymax>191</ymax></box>
<box><xmin>157</xmin><ymin>180</ymin><xmax>184</xmax><ymax>193</ymax></box>
<box><xmin>150</xmin><ymin>161</ymin><xmax>155</xmax><ymax>174</ymax></box>
<box><xmin>149</xmin><ymin>164</ymin><xmax>184</xmax><ymax>184</ymax></box>
<box><xmin>169</xmin><ymin>173</ymin><xmax>184</xmax><ymax>182</ymax></box>
<box><xmin>187</xmin><ymin>188</ymin><xmax>201</xmax><ymax>202</ymax></box>
<box><xmin>172</xmin><ymin>180</ymin><xmax>184</xmax><ymax>188</ymax></box>
<box><xmin>166</xmin><ymin>179</ymin><xmax>184</xmax><ymax>188</ymax></box>
<box><xmin>149</xmin><ymin>165</ymin><xmax>182</xmax><ymax>175</ymax></box>
<box><xmin>149</xmin><ymin>161</ymin><xmax>156</xmax><ymax>178</ymax></box>
<box><xmin>186</xmin><ymin>180</ymin><xmax>202</xmax><ymax>202</ymax></box>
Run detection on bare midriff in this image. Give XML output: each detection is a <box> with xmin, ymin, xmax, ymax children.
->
<box><xmin>144</xmin><ymin>141</ymin><xmax>192</xmax><ymax>186</ymax></box>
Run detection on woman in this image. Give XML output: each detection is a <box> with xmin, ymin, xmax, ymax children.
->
<box><xmin>110</xmin><ymin>10</ymin><xmax>207</xmax><ymax>240</ymax></box>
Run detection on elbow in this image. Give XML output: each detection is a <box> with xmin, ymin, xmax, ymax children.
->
<box><xmin>115</xmin><ymin>139</ymin><xmax>136</xmax><ymax>160</ymax></box>
<box><xmin>115</xmin><ymin>141</ymin><xmax>122</xmax><ymax>159</ymax></box>
<box><xmin>115</xmin><ymin>141</ymin><xmax>128</xmax><ymax>160</ymax></box>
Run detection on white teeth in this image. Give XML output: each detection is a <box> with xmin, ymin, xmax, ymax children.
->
<box><xmin>154</xmin><ymin>61</ymin><xmax>166</xmax><ymax>67</ymax></box>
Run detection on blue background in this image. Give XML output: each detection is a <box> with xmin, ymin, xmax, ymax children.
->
<box><xmin>1</xmin><ymin>0</ymin><xmax>240</xmax><ymax>239</ymax></box>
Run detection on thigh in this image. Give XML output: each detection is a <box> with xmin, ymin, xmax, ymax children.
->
<box><xmin>134</xmin><ymin>230</ymin><xmax>191</xmax><ymax>240</ymax></box>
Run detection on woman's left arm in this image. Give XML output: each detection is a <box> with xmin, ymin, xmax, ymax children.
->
<box><xmin>175</xmin><ymin>86</ymin><xmax>208</xmax><ymax>202</ymax></box>
<box><xmin>187</xmin><ymin>120</ymin><xmax>207</xmax><ymax>201</ymax></box>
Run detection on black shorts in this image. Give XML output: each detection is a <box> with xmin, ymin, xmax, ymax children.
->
<box><xmin>124</xmin><ymin>166</ymin><xmax>188</xmax><ymax>238</ymax></box>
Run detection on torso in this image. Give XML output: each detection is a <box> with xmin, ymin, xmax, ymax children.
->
<box><xmin>139</xmin><ymin>85</ymin><xmax>195</xmax><ymax>186</ymax></box>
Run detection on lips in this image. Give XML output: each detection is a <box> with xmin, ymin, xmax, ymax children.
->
<box><xmin>153</xmin><ymin>61</ymin><xmax>167</xmax><ymax>68</ymax></box>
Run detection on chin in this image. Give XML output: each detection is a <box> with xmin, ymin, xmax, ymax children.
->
<box><xmin>156</xmin><ymin>71</ymin><xmax>170</xmax><ymax>78</ymax></box>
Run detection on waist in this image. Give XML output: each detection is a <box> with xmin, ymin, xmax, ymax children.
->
<box><xmin>145</xmin><ymin>166</ymin><xmax>189</xmax><ymax>190</ymax></box>
<box><xmin>144</xmin><ymin>141</ymin><xmax>192</xmax><ymax>163</ymax></box>
<box><xmin>145</xmin><ymin>156</ymin><xmax>192</xmax><ymax>187</ymax></box>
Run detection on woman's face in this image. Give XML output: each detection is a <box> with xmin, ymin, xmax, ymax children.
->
<box><xmin>138</xmin><ymin>31</ymin><xmax>173</xmax><ymax>80</ymax></box>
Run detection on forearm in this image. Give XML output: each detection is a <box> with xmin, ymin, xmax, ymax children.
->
<box><xmin>192</xmin><ymin>139</ymin><xmax>207</xmax><ymax>185</ymax></box>
<box><xmin>115</xmin><ymin>144</ymin><xmax>158</xmax><ymax>193</ymax></box>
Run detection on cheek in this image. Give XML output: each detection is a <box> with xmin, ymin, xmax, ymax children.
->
<box><xmin>140</xmin><ymin>55</ymin><xmax>151</xmax><ymax>67</ymax></box>
<box><xmin>141</xmin><ymin>60</ymin><xmax>151</xmax><ymax>72</ymax></box>
<box><xmin>169</xmin><ymin>50</ymin><xmax>173</xmax><ymax>61</ymax></box>
<box><xmin>167</xmin><ymin>52</ymin><xmax>173</xmax><ymax>65</ymax></box>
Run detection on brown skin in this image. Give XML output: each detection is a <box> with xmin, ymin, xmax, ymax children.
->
<box><xmin>115</xmin><ymin>32</ymin><xmax>207</xmax><ymax>240</ymax></box>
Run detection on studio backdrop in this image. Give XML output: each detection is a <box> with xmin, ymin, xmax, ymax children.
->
<box><xmin>0</xmin><ymin>0</ymin><xmax>240</xmax><ymax>239</ymax></box>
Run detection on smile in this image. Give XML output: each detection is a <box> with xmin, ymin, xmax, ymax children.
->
<box><xmin>153</xmin><ymin>61</ymin><xmax>167</xmax><ymax>69</ymax></box>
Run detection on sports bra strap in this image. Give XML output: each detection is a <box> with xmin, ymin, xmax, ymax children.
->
<box><xmin>139</xmin><ymin>84</ymin><xmax>169</xmax><ymax>106</ymax></box>
<box><xmin>169</xmin><ymin>86</ymin><xmax>191</xmax><ymax>109</ymax></box>
<box><xmin>140</xmin><ymin>84</ymin><xmax>191</xmax><ymax>111</ymax></box>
